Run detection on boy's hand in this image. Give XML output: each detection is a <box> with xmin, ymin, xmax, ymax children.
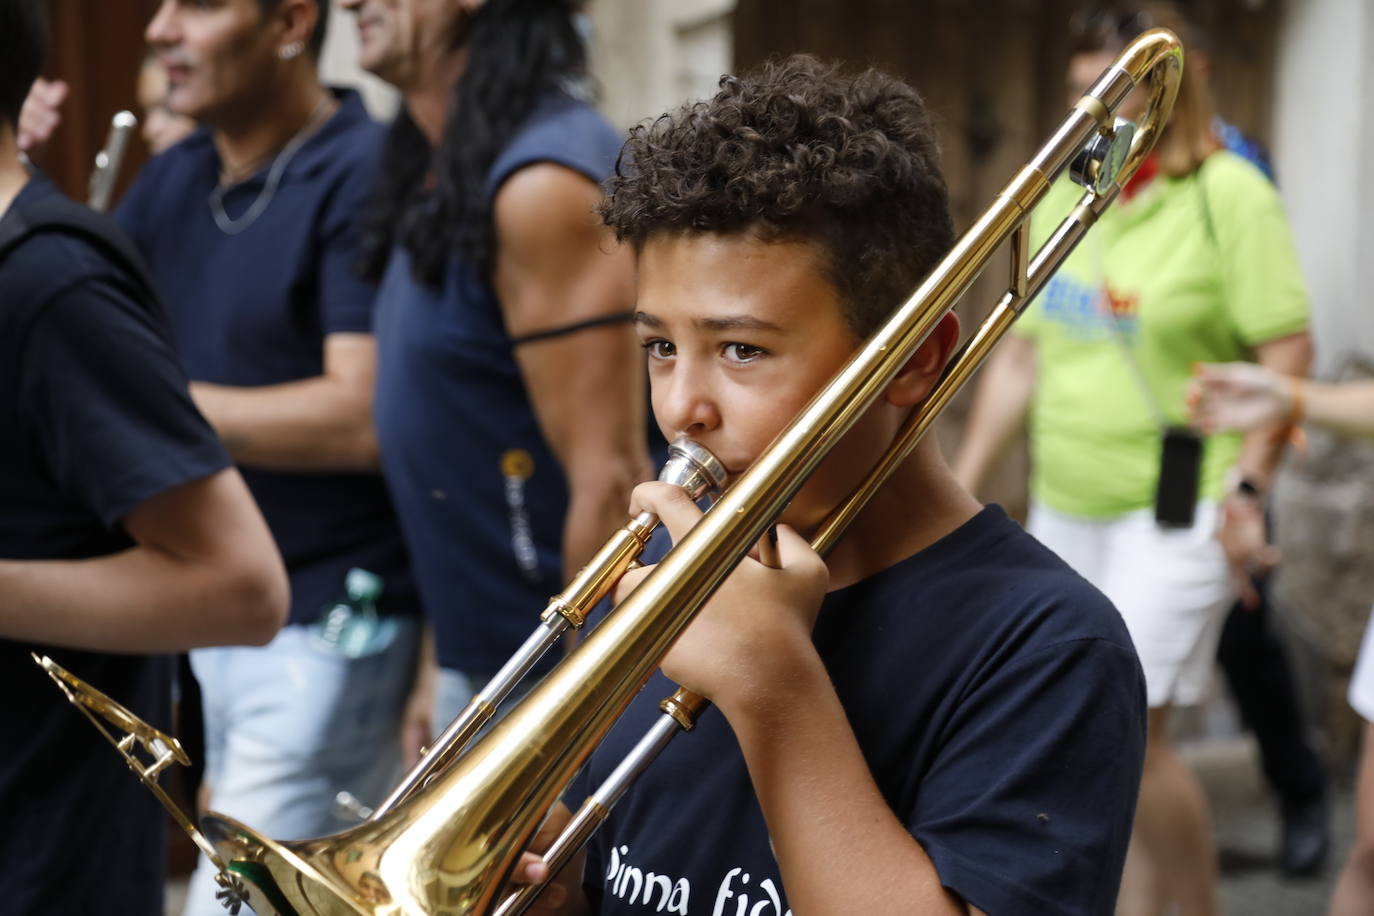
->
<box><xmin>505</xmin><ymin>801</ymin><xmax>587</xmax><ymax>914</ymax></box>
<box><xmin>615</xmin><ymin>481</ymin><xmax>829</xmax><ymax>715</ymax></box>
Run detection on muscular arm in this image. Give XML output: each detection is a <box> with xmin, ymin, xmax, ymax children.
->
<box><xmin>492</xmin><ymin>164</ymin><xmax>652</xmax><ymax>578</ymax></box>
<box><xmin>190</xmin><ymin>332</ymin><xmax>380</xmax><ymax>472</ymax></box>
<box><xmin>0</xmin><ymin>468</ymin><xmax>288</xmax><ymax>652</ymax></box>
<box><xmin>951</xmin><ymin>334</ymin><xmax>1036</xmax><ymax>496</ymax></box>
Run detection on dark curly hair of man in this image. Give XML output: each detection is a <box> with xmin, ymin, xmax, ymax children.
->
<box><xmin>600</xmin><ymin>54</ymin><xmax>955</xmax><ymax>339</ymax></box>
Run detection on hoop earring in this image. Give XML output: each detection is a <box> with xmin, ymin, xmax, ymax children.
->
<box><xmin>278</xmin><ymin>40</ymin><xmax>305</xmax><ymax>60</ymax></box>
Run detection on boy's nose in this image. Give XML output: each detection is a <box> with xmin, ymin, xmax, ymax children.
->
<box><xmin>657</xmin><ymin>370</ymin><xmax>721</xmax><ymax>440</ymax></box>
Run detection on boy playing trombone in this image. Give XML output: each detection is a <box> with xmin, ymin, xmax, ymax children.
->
<box><xmin>518</xmin><ymin>55</ymin><xmax>1148</xmax><ymax>916</ymax></box>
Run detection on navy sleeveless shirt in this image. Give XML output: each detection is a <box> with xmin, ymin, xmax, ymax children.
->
<box><xmin>372</xmin><ymin>94</ymin><xmax>624</xmax><ymax>674</ymax></box>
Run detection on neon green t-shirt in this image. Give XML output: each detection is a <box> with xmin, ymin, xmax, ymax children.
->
<box><xmin>1014</xmin><ymin>150</ymin><xmax>1309</xmax><ymax>518</ymax></box>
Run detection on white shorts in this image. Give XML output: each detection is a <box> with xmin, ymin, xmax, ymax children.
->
<box><xmin>1028</xmin><ymin>501</ymin><xmax>1236</xmax><ymax>708</ymax></box>
<box><xmin>1349</xmin><ymin>608</ymin><xmax>1374</xmax><ymax>722</ymax></box>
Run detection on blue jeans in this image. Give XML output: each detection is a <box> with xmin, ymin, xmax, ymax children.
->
<box><xmin>181</xmin><ymin>618</ymin><xmax>419</xmax><ymax>916</ymax></box>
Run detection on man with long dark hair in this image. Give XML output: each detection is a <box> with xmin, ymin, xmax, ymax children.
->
<box><xmin>341</xmin><ymin>0</ymin><xmax>649</xmax><ymax>731</ymax></box>
<box><xmin>0</xmin><ymin>1</ymin><xmax>288</xmax><ymax>910</ymax></box>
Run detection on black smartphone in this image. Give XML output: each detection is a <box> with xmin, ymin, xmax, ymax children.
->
<box><xmin>1155</xmin><ymin>426</ymin><xmax>1203</xmax><ymax>528</ymax></box>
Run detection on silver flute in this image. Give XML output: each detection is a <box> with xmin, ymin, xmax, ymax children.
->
<box><xmin>87</xmin><ymin>110</ymin><xmax>138</xmax><ymax>213</ymax></box>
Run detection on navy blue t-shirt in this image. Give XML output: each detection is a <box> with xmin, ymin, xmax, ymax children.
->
<box><xmin>373</xmin><ymin>94</ymin><xmax>624</xmax><ymax>674</ymax></box>
<box><xmin>116</xmin><ymin>89</ymin><xmax>416</xmax><ymax>624</ymax></box>
<box><xmin>0</xmin><ymin>176</ymin><xmax>231</xmax><ymax>914</ymax></box>
<box><xmin>580</xmin><ymin>506</ymin><xmax>1145</xmax><ymax>916</ymax></box>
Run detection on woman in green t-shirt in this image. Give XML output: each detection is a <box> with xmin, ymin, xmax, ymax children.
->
<box><xmin>955</xmin><ymin>5</ymin><xmax>1312</xmax><ymax>914</ymax></box>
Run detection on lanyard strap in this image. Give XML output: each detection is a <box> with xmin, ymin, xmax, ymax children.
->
<box><xmin>1092</xmin><ymin>228</ymin><xmax>1171</xmax><ymax>429</ymax></box>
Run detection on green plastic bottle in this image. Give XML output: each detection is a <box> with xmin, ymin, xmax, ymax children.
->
<box><xmin>314</xmin><ymin>568</ymin><xmax>396</xmax><ymax>658</ymax></box>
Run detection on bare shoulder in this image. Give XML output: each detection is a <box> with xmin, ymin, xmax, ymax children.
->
<box><xmin>493</xmin><ymin>163</ymin><xmax>605</xmax><ymax>242</ymax></box>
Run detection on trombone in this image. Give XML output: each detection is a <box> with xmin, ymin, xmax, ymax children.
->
<box><xmin>39</xmin><ymin>27</ymin><xmax>1181</xmax><ymax>916</ymax></box>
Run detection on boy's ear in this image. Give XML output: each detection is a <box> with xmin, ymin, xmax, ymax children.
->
<box><xmin>884</xmin><ymin>311</ymin><xmax>961</xmax><ymax>407</ymax></box>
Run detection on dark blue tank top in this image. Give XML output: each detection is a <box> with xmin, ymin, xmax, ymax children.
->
<box><xmin>372</xmin><ymin>95</ymin><xmax>624</xmax><ymax>674</ymax></box>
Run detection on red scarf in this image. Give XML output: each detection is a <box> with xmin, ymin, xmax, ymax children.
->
<box><xmin>1122</xmin><ymin>153</ymin><xmax>1159</xmax><ymax>201</ymax></box>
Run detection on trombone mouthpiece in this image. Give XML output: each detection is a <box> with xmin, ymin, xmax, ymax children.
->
<box><xmin>659</xmin><ymin>437</ymin><xmax>727</xmax><ymax>501</ymax></box>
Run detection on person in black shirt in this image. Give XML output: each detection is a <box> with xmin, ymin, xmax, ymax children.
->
<box><xmin>19</xmin><ymin>16</ymin><xmax>425</xmax><ymax>907</ymax></box>
<box><xmin>513</xmin><ymin>56</ymin><xmax>1147</xmax><ymax>916</ymax></box>
<box><xmin>0</xmin><ymin>1</ymin><xmax>288</xmax><ymax>912</ymax></box>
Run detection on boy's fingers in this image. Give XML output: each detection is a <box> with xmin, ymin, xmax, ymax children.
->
<box><xmin>628</xmin><ymin>481</ymin><xmax>703</xmax><ymax>542</ymax></box>
<box><xmin>611</xmin><ymin>563</ymin><xmax>653</xmax><ymax>603</ymax></box>
<box><xmin>514</xmin><ymin>852</ymin><xmax>549</xmax><ymax>884</ymax></box>
<box><xmin>543</xmin><ymin>882</ymin><xmax>567</xmax><ymax>908</ymax></box>
<box><xmin>774</xmin><ymin>524</ymin><xmax>813</xmax><ymax>563</ymax></box>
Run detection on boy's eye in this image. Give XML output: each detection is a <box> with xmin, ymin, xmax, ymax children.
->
<box><xmin>722</xmin><ymin>342</ymin><xmax>765</xmax><ymax>363</ymax></box>
<box><xmin>641</xmin><ymin>339</ymin><xmax>675</xmax><ymax>360</ymax></box>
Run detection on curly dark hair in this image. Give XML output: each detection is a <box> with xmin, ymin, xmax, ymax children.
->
<box><xmin>600</xmin><ymin>54</ymin><xmax>954</xmax><ymax>339</ymax></box>
<box><xmin>358</xmin><ymin>0</ymin><xmax>588</xmax><ymax>286</ymax></box>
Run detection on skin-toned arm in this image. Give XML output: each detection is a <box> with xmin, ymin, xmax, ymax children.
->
<box><xmin>492</xmin><ymin>164</ymin><xmax>653</xmax><ymax>578</ymax></box>
<box><xmin>1191</xmin><ymin>363</ymin><xmax>1374</xmax><ymax>440</ymax></box>
<box><xmin>0</xmin><ymin>468</ymin><xmax>288</xmax><ymax>652</ymax></box>
<box><xmin>950</xmin><ymin>333</ymin><xmax>1036</xmax><ymax>496</ymax></box>
<box><xmin>1214</xmin><ymin>331</ymin><xmax>1312</xmax><ymax>608</ymax></box>
<box><xmin>1229</xmin><ymin>331</ymin><xmax>1313</xmax><ymax>491</ymax></box>
<box><xmin>603</xmin><ymin>482</ymin><xmax>979</xmax><ymax>916</ymax></box>
<box><xmin>190</xmin><ymin>332</ymin><xmax>380</xmax><ymax>472</ymax></box>
<box><xmin>1221</xmin><ymin>332</ymin><xmax>1311</xmax><ymax>565</ymax></box>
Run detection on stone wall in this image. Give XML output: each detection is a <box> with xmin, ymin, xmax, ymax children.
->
<box><xmin>585</xmin><ymin>0</ymin><xmax>736</xmax><ymax>129</ymax></box>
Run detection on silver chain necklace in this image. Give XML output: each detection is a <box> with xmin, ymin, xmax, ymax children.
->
<box><xmin>207</xmin><ymin>96</ymin><xmax>332</xmax><ymax>236</ymax></box>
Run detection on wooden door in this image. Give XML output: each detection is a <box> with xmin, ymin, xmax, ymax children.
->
<box><xmin>31</xmin><ymin>0</ymin><xmax>160</xmax><ymax>204</ymax></box>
